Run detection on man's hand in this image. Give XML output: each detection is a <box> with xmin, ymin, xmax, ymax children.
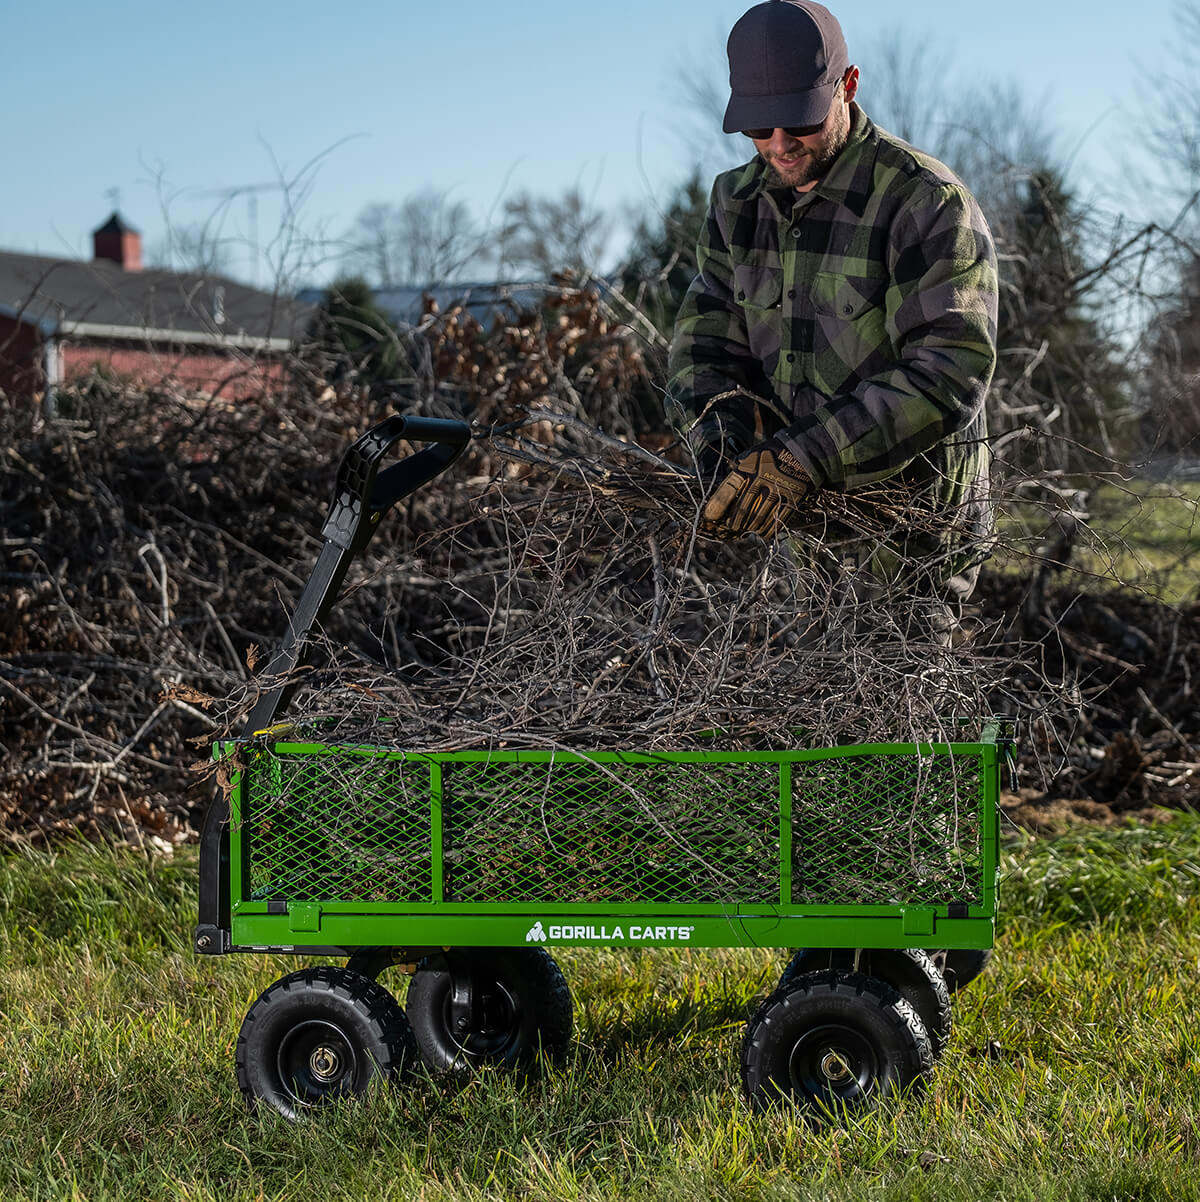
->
<box><xmin>701</xmin><ymin>439</ymin><xmax>812</xmax><ymax>537</ymax></box>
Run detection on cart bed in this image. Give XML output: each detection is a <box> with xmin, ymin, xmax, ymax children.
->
<box><xmin>221</xmin><ymin>729</ymin><xmax>1005</xmax><ymax>955</ymax></box>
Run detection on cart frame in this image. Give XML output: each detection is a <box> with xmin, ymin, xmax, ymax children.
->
<box><xmin>213</xmin><ymin>735</ymin><xmax>1005</xmax><ymax>958</ymax></box>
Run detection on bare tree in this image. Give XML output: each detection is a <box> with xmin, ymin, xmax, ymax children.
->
<box><xmin>494</xmin><ymin>187</ymin><xmax>611</xmax><ymax>279</ymax></box>
<box><xmin>342</xmin><ymin>191</ymin><xmax>488</xmax><ymax>287</ymax></box>
<box><xmin>1148</xmin><ymin>2</ymin><xmax>1200</xmax><ymax>216</ymax></box>
<box><xmin>858</xmin><ymin>28</ymin><xmax>954</xmax><ymax>150</ymax></box>
<box><xmin>146</xmin><ymin>221</ymin><xmax>236</xmax><ymax>276</ymax></box>
<box><xmin>668</xmin><ymin>27</ymin><xmax>748</xmax><ymax>177</ymax></box>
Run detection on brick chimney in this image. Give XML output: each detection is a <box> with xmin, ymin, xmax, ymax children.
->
<box><xmin>92</xmin><ymin>212</ymin><xmax>142</xmax><ymax>271</ymax></box>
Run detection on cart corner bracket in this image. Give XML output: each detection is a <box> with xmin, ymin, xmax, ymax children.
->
<box><xmin>287</xmin><ymin>903</ymin><xmax>322</xmax><ymax>933</ymax></box>
<box><xmin>193</xmin><ymin>924</ymin><xmax>230</xmax><ymax>955</ymax></box>
<box><xmin>900</xmin><ymin>907</ymin><xmax>936</xmax><ymax>936</ymax></box>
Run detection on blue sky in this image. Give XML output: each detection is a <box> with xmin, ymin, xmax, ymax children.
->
<box><xmin>1</xmin><ymin>0</ymin><xmax>1179</xmax><ymax>286</ymax></box>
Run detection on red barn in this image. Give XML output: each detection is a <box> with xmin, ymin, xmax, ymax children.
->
<box><xmin>0</xmin><ymin>213</ymin><xmax>313</xmax><ymax>403</ymax></box>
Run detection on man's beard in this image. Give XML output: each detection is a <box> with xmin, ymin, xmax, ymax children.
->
<box><xmin>765</xmin><ymin>118</ymin><xmax>850</xmax><ymax>189</ymax></box>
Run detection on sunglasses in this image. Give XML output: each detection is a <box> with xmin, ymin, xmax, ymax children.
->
<box><xmin>741</xmin><ymin>123</ymin><xmax>825</xmax><ymax>140</ymax></box>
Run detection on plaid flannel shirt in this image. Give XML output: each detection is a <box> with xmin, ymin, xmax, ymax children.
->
<box><xmin>667</xmin><ymin>106</ymin><xmax>998</xmax><ymax>574</ymax></box>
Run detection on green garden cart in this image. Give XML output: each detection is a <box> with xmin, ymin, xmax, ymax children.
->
<box><xmin>195</xmin><ymin>414</ymin><xmax>1010</xmax><ymax>1121</ymax></box>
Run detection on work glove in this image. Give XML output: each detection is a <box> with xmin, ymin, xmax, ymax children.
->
<box><xmin>701</xmin><ymin>437</ymin><xmax>812</xmax><ymax>538</ymax></box>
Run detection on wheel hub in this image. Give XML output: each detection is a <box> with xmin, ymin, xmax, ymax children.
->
<box><xmin>788</xmin><ymin>1022</ymin><xmax>876</xmax><ymax>1102</ymax></box>
<box><xmin>819</xmin><ymin>1049</ymin><xmax>852</xmax><ymax>1083</ymax></box>
<box><xmin>309</xmin><ymin>1045</ymin><xmax>343</xmax><ymax>1082</ymax></box>
<box><xmin>276</xmin><ymin>1019</ymin><xmax>359</xmax><ymax>1103</ymax></box>
<box><xmin>444</xmin><ymin>977</ymin><xmax>521</xmax><ymax>1056</ymax></box>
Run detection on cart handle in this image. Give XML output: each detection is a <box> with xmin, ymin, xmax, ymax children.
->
<box><xmin>199</xmin><ymin>413</ymin><xmax>471</xmax><ymax>947</ymax></box>
<box><xmin>241</xmin><ymin>413</ymin><xmax>471</xmax><ymax>736</ymax></box>
<box><xmin>323</xmin><ymin>414</ymin><xmax>472</xmax><ymax>554</ymax></box>
<box><xmin>197</xmin><ymin>413</ymin><xmax>472</xmax><ymax>951</ymax></box>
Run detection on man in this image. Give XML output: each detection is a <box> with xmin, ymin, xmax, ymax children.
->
<box><xmin>667</xmin><ymin>0</ymin><xmax>998</xmax><ymax>618</ymax></box>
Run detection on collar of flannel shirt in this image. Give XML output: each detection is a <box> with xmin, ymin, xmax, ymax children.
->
<box><xmin>732</xmin><ymin>104</ymin><xmax>880</xmax><ymax>222</ymax></box>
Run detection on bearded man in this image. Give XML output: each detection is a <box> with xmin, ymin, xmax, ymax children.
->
<box><xmin>668</xmin><ymin>0</ymin><xmax>998</xmax><ymax>623</ymax></box>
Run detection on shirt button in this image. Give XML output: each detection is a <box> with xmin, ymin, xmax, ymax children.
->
<box><xmin>787</xmin><ymin>289</ymin><xmax>797</xmax><ymax>299</ymax></box>
<box><xmin>843</xmin><ymin>303</ymin><xmax>854</xmax><ymax>315</ymax></box>
<box><xmin>791</xmin><ymin>227</ymin><xmax>801</xmax><ymax>239</ymax></box>
<box><xmin>738</xmin><ymin>290</ymin><xmax>746</xmax><ymax>300</ymax></box>
<box><xmin>786</xmin><ymin>353</ymin><xmax>796</xmax><ymax>363</ymax></box>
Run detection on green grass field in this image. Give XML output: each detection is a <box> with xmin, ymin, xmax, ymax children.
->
<box><xmin>994</xmin><ymin>479</ymin><xmax>1200</xmax><ymax>602</ymax></box>
<box><xmin>1</xmin><ymin>815</ymin><xmax>1199</xmax><ymax>1201</ymax></box>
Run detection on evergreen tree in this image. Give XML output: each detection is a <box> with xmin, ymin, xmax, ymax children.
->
<box><xmin>303</xmin><ymin>276</ymin><xmax>402</xmax><ymax>395</ymax></box>
<box><xmin>990</xmin><ymin>168</ymin><xmax>1133</xmax><ymax>470</ymax></box>
<box><xmin>621</xmin><ymin>172</ymin><xmax>710</xmax><ymax>338</ymax></box>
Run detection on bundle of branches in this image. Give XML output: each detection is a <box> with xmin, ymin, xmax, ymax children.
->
<box><xmin>207</xmin><ymin>413</ymin><xmax>1013</xmax><ymax>757</ymax></box>
<box><xmin>197</xmin><ymin>419</ymin><xmax>1021</xmax><ymax>904</ymax></box>
<box><xmin>978</xmin><ymin>565</ymin><xmax>1200</xmax><ymax>814</ymax></box>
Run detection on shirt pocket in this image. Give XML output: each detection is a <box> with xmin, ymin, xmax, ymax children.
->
<box><xmin>732</xmin><ymin>263</ymin><xmax>782</xmax><ymax>315</ymax></box>
<box><xmin>812</xmin><ymin>270</ymin><xmax>887</xmax><ymax>320</ymax></box>
<box><xmin>732</xmin><ymin>263</ymin><xmax>783</xmax><ymax>366</ymax></box>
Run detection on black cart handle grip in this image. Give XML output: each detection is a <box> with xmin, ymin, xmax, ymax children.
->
<box><xmin>321</xmin><ymin>415</ymin><xmax>471</xmax><ymax>553</ymax></box>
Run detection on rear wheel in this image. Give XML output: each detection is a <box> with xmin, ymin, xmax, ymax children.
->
<box><xmin>236</xmin><ymin>966</ymin><xmax>415</xmax><ymax>1119</ymax></box>
<box><xmin>741</xmin><ymin>969</ymin><xmax>932</xmax><ymax>1117</ymax></box>
<box><xmin>781</xmin><ymin>948</ymin><xmax>952</xmax><ymax>1057</ymax></box>
<box><xmin>406</xmin><ymin>947</ymin><xmax>573</xmax><ymax>1080</ymax></box>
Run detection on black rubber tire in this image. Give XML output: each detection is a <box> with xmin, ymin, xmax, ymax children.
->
<box><xmin>406</xmin><ymin>947</ymin><xmax>573</xmax><ymax>1079</ymax></box>
<box><xmin>742</xmin><ymin>969</ymin><xmax>933</xmax><ymax>1117</ymax></box>
<box><xmin>235</xmin><ymin>966</ymin><xmax>416</xmax><ymax>1120</ymax></box>
<box><xmin>930</xmin><ymin>947</ymin><xmax>993</xmax><ymax>993</ymax></box>
<box><xmin>780</xmin><ymin>948</ymin><xmax>953</xmax><ymax>1057</ymax></box>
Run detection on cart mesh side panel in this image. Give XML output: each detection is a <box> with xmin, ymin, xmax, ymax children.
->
<box><xmin>441</xmin><ymin>759</ymin><xmax>779</xmax><ymax>903</ymax></box>
<box><xmin>240</xmin><ymin>751</ymin><xmax>431</xmax><ymax>902</ymax></box>
<box><xmin>791</xmin><ymin>753</ymin><xmax>984</xmax><ymax>905</ymax></box>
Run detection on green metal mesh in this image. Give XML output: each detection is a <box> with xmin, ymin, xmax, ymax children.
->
<box><xmin>234</xmin><ymin>746</ymin><xmax>987</xmax><ymax>909</ymax></box>
<box><xmin>240</xmin><ymin>750</ymin><xmax>431</xmax><ymax>902</ymax></box>
<box><xmin>791</xmin><ymin>753</ymin><xmax>984</xmax><ymax>905</ymax></box>
<box><xmin>441</xmin><ymin>758</ymin><xmax>779</xmax><ymax>903</ymax></box>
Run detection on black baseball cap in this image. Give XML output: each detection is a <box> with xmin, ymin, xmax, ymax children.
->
<box><xmin>723</xmin><ymin>1</ymin><xmax>850</xmax><ymax>134</ymax></box>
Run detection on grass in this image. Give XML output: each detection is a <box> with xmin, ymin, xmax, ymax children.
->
<box><xmin>994</xmin><ymin>479</ymin><xmax>1200</xmax><ymax>602</ymax></box>
<box><xmin>1079</xmin><ymin>480</ymin><xmax>1200</xmax><ymax>601</ymax></box>
<box><xmin>2</xmin><ymin>817</ymin><xmax>1200</xmax><ymax>1201</ymax></box>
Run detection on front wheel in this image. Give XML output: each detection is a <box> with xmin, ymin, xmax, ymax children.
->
<box><xmin>741</xmin><ymin>970</ymin><xmax>932</xmax><ymax>1117</ymax></box>
<box><xmin>236</xmin><ymin>966</ymin><xmax>416</xmax><ymax>1119</ymax></box>
<box><xmin>406</xmin><ymin>947</ymin><xmax>573</xmax><ymax>1080</ymax></box>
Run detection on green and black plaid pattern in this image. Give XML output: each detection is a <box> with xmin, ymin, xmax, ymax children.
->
<box><xmin>668</xmin><ymin>106</ymin><xmax>998</xmax><ymax>570</ymax></box>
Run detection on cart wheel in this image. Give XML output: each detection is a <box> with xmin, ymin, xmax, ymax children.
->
<box><xmin>930</xmin><ymin>948</ymin><xmax>993</xmax><ymax>993</ymax></box>
<box><xmin>780</xmin><ymin>948</ymin><xmax>952</xmax><ymax>1057</ymax></box>
<box><xmin>406</xmin><ymin>947</ymin><xmax>573</xmax><ymax>1079</ymax></box>
<box><xmin>741</xmin><ymin>970</ymin><xmax>933</xmax><ymax>1117</ymax></box>
<box><xmin>236</xmin><ymin>966</ymin><xmax>416</xmax><ymax>1119</ymax></box>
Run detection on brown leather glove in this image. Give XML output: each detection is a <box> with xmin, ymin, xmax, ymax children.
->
<box><xmin>701</xmin><ymin>439</ymin><xmax>812</xmax><ymax>537</ymax></box>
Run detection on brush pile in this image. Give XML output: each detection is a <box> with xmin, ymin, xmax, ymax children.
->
<box><xmin>2</xmin><ymin>286</ymin><xmax>1198</xmax><ymax>842</ymax></box>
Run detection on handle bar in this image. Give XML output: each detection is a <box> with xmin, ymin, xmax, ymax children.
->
<box><xmin>242</xmin><ymin>413</ymin><xmax>471</xmax><ymax>736</ymax></box>
<box><xmin>322</xmin><ymin>415</ymin><xmax>472</xmax><ymax>553</ymax></box>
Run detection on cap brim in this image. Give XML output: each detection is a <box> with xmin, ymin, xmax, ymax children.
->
<box><xmin>723</xmin><ymin>80</ymin><xmax>838</xmax><ymax>134</ymax></box>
